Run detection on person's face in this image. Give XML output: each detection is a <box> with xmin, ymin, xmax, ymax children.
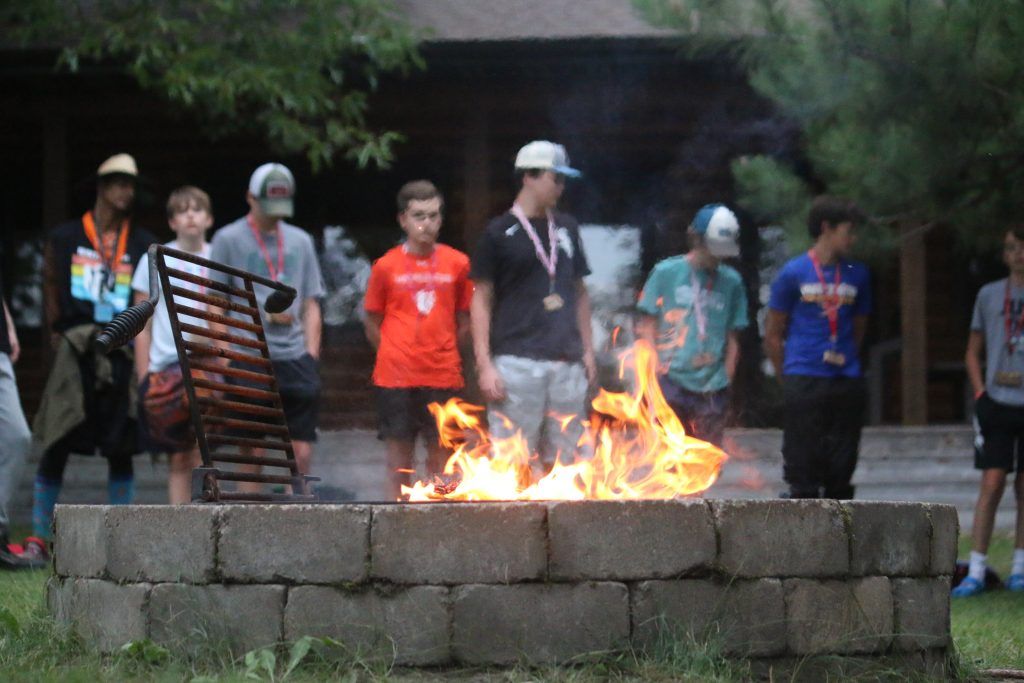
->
<box><xmin>1003</xmin><ymin>231</ymin><xmax>1024</xmax><ymax>273</ymax></box>
<box><xmin>399</xmin><ymin>197</ymin><xmax>443</xmax><ymax>248</ymax></box>
<box><xmin>524</xmin><ymin>170</ymin><xmax>565</xmax><ymax>209</ymax></box>
<box><xmin>824</xmin><ymin>221</ymin><xmax>857</xmax><ymax>256</ymax></box>
<box><xmin>168</xmin><ymin>201</ymin><xmax>213</xmax><ymax>240</ymax></box>
<box><xmin>98</xmin><ymin>176</ymin><xmax>136</xmax><ymax>213</ymax></box>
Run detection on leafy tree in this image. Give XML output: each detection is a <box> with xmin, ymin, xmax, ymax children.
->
<box><xmin>4</xmin><ymin>0</ymin><xmax>424</xmax><ymax>170</ymax></box>
<box><xmin>633</xmin><ymin>0</ymin><xmax>1024</xmax><ymax>253</ymax></box>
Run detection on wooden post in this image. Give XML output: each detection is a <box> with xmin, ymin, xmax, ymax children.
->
<box><xmin>462</xmin><ymin>107</ymin><xmax>490</xmax><ymax>251</ymax></box>
<box><xmin>900</xmin><ymin>224</ymin><xmax>928</xmax><ymax>424</ymax></box>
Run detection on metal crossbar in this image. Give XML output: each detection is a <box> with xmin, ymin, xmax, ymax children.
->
<box><xmin>97</xmin><ymin>244</ymin><xmax>318</xmax><ymax>503</ymax></box>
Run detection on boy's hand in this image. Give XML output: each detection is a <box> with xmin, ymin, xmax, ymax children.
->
<box><xmin>478</xmin><ymin>362</ymin><xmax>506</xmax><ymax>403</ymax></box>
<box><xmin>268</xmin><ymin>312</ymin><xmax>294</xmax><ymax>325</ymax></box>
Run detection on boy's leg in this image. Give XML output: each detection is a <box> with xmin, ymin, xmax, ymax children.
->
<box><xmin>691</xmin><ymin>389</ymin><xmax>729</xmax><ymax>448</ymax></box>
<box><xmin>0</xmin><ymin>354</ymin><xmax>31</xmax><ymax>535</ymax></box>
<box><xmin>32</xmin><ymin>441</ymin><xmax>72</xmax><ymax>540</ymax></box>
<box><xmin>421</xmin><ymin>389</ymin><xmax>458</xmax><ymax>480</ymax></box>
<box><xmin>377</xmin><ymin>387</ymin><xmax>420</xmax><ymax>500</ymax></box>
<box><xmin>781</xmin><ymin>375</ymin><xmax>828</xmax><ymax>498</ymax></box>
<box><xmin>385</xmin><ymin>439</ymin><xmax>416</xmax><ymax>500</ymax></box>
<box><xmin>168</xmin><ymin>448</ymin><xmax>200</xmax><ymax>504</ymax></box>
<box><xmin>540</xmin><ymin>360</ymin><xmax>589</xmax><ymax>469</ymax></box>
<box><xmin>489</xmin><ymin>356</ymin><xmax>547</xmax><ymax>480</ymax></box>
<box><xmin>1010</xmin><ymin>470</ymin><xmax>1024</xmax><ymax>586</ymax></box>
<box><xmin>107</xmin><ymin>449</ymin><xmax>134</xmax><ymax>505</ymax></box>
<box><xmin>822</xmin><ymin>377</ymin><xmax>867</xmax><ymax>499</ymax></box>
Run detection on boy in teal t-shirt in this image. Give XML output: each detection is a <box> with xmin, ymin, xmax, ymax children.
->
<box><xmin>637</xmin><ymin>204</ymin><xmax>749</xmax><ymax>446</ymax></box>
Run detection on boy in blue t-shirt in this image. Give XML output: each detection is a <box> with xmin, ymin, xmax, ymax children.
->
<box><xmin>765</xmin><ymin>196</ymin><xmax>872</xmax><ymax>499</ymax></box>
<box><xmin>637</xmin><ymin>204</ymin><xmax>749</xmax><ymax>446</ymax></box>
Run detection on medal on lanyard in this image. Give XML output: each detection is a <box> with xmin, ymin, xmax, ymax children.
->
<box><xmin>82</xmin><ymin>212</ymin><xmax>129</xmax><ymax>323</ymax></box>
<box><xmin>809</xmin><ymin>249</ymin><xmax>847</xmax><ymax>367</ymax></box>
<box><xmin>996</xmin><ymin>280</ymin><xmax>1024</xmax><ymax>387</ymax></box>
<box><xmin>510</xmin><ymin>204</ymin><xmax>563</xmax><ymax>312</ymax></box>
<box><xmin>689</xmin><ymin>264</ymin><xmax>716</xmax><ymax>368</ymax></box>
<box><xmin>247</xmin><ymin>215</ymin><xmax>285</xmax><ymax>282</ymax></box>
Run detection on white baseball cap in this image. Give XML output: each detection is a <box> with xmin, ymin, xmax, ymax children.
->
<box><xmin>691</xmin><ymin>203</ymin><xmax>741</xmax><ymax>258</ymax></box>
<box><xmin>514</xmin><ymin>140</ymin><xmax>582</xmax><ymax>178</ymax></box>
<box><xmin>248</xmin><ymin>163</ymin><xmax>295</xmax><ymax>218</ymax></box>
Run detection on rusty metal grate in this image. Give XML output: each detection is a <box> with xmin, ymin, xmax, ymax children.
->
<box><xmin>97</xmin><ymin>244</ymin><xmax>318</xmax><ymax>503</ymax></box>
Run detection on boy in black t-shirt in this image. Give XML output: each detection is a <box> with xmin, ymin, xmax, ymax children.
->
<box><xmin>470</xmin><ymin>141</ymin><xmax>595</xmax><ymax>480</ymax></box>
<box><xmin>24</xmin><ymin>154</ymin><xmax>154</xmax><ymax>562</ymax></box>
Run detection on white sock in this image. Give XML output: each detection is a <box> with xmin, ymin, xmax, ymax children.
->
<box><xmin>1012</xmin><ymin>548</ymin><xmax>1024</xmax><ymax>577</ymax></box>
<box><xmin>969</xmin><ymin>551</ymin><xmax>988</xmax><ymax>582</ymax></box>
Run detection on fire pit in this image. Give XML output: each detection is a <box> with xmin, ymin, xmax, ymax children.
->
<box><xmin>49</xmin><ymin>499</ymin><xmax>955</xmax><ymax>674</ymax></box>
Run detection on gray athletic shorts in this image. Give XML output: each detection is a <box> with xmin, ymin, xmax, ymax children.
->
<box><xmin>488</xmin><ymin>355</ymin><xmax>591</xmax><ymax>475</ymax></box>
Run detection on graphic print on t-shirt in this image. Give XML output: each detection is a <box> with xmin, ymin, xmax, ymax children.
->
<box><xmin>798</xmin><ymin>282</ymin><xmax>859</xmax><ymax>306</ymax></box>
<box><xmin>70</xmin><ymin>245</ymin><xmax>133</xmax><ymax>312</ymax></box>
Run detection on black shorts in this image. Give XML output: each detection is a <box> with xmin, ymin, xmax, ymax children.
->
<box><xmin>974</xmin><ymin>394</ymin><xmax>1024</xmax><ymax>471</ymax></box>
<box><xmin>376</xmin><ymin>387</ymin><xmax>459</xmax><ymax>441</ymax></box>
<box><xmin>227</xmin><ymin>353</ymin><xmax>321</xmax><ymax>443</ymax></box>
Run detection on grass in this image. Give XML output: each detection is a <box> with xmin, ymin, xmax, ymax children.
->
<box><xmin>952</xmin><ymin>532</ymin><xmax>1024</xmax><ymax>673</ymax></box>
<box><xmin>0</xmin><ymin>532</ymin><xmax>1021</xmax><ymax>681</ymax></box>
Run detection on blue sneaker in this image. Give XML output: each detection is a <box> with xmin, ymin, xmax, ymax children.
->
<box><xmin>1007</xmin><ymin>574</ymin><xmax>1024</xmax><ymax>592</ymax></box>
<box><xmin>952</xmin><ymin>576</ymin><xmax>985</xmax><ymax>597</ymax></box>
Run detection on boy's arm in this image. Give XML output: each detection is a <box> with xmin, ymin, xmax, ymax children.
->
<box><xmin>132</xmin><ymin>289</ymin><xmax>152</xmax><ymax>380</ymax></box>
<box><xmin>965</xmin><ymin>330</ymin><xmax>986</xmax><ymax>398</ymax></box>
<box><xmin>302</xmin><ymin>297</ymin><xmax>322</xmax><ymax>360</ymax></box>
<box><xmin>471</xmin><ymin>280</ymin><xmax>504</xmax><ymax>402</ymax></box>
<box><xmin>364</xmin><ymin>312</ymin><xmax>383</xmax><ymax>350</ymax></box>
<box><xmin>764</xmin><ymin>309</ymin><xmax>789</xmax><ymax>381</ymax></box>
<box><xmin>725</xmin><ymin>330</ymin><xmax>741</xmax><ymax>383</ymax></box>
<box><xmin>3</xmin><ymin>300</ymin><xmax>18</xmax><ymax>364</ymax></box>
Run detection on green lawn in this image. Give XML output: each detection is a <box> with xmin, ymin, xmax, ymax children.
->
<box><xmin>0</xmin><ymin>533</ymin><xmax>1020</xmax><ymax>681</ymax></box>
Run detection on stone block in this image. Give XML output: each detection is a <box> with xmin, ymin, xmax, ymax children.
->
<box><xmin>49</xmin><ymin>579</ymin><xmax>150</xmax><ymax>652</ymax></box>
<box><xmin>713</xmin><ymin>500</ymin><xmax>849</xmax><ymax>578</ymax></box>
<box><xmin>785</xmin><ymin>577</ymin><xmax>893</xmax><ymax>655</ymax></box>
<box><xmin>54</xmin><ymin>505</ymin><xmax>107</xmax><ymax>578</ymax></box>
<box><xmin>452</xmin><ymin>582</ymin><xmax>629</xmax><ymax>665</ymax></box>
<box><xmin>548</xmin><ymin>500</ymin><xmax>715</xmax><ymax>580</ymax></box>
<box><xmin>631</xmin><ymin>578</ymin><xmax>786</xmax><ymax>656</ymax></box>
<box><xmin>219</xmin><ymin>505</ymin><xmax>369</xmax><ymax>583</ymax></box>
<box><xmin>46</xmin><ymin>576</ymin><xmax>73</xmax><ymax>629</ymax></box>
<box><xmin>928</xmin><ymin>505</ymin><xmax>959</xmax><ymax>576</ymax></box>
<box><xmin>150</xmin><ymin>583</ymin><xmax>285</xmax><ymax>655</ymax></box>
<box><xmin>893</xmin><ymin>578</ymin><xmax>950</xmax><ymax>651</ymax></box>
<box><xmin>844</xmin><ymin>502</ymin><xmax>930</xmax><ymax>576</ymax></box>
<box><xmin>370</xmin><ymin>503</ymin><xmax>547</xmax><ymax>584</ymax></box>
<box><xmin>284</xmin><ymin>585</ymin><xmax>449</xmax><ymax>665</ymax></box>
<box><xmin>106</xmin><ymin>505</ymin><xmax>217</xmax><ymax>583</ymax></box>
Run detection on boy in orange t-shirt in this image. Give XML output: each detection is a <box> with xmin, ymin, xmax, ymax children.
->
<box><xmin>364</xmin><ymin>180</ymin><xmax>473</xmax><ymax>499</ymax></box>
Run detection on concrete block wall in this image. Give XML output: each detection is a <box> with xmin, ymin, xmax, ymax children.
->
<box><xmin>48</xmin><ymin>500</ymin><xmax>956</xmax><ymax>671</ymax></box>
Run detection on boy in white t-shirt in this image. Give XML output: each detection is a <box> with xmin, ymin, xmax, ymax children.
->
<box><xmin>131</xmin><ymin>186</ymin><xmax>213</xmax><ymax>504</ymax></box>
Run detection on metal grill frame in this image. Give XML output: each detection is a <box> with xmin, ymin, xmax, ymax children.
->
<box><xmin>99</xmin><ymin>243</ymin><xmax>318</xmax><ymax>503</ymax></box>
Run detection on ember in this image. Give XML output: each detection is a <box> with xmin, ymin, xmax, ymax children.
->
<box><xmin>402</xmin><ymin>340</ymin><xmax>727</xmax><ymax>501</ymax></box>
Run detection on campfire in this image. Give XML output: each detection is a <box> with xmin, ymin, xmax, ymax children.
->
<box><xmin>402</xmin><ymin>340</ymin><xmax>727</xmax><ymax>501</ymax></box>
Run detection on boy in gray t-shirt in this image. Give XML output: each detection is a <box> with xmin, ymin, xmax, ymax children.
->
<box><xmin>953</xmin><ymin>226</ymin><xmax>1024</xmax><ymax>596</ymax></box>
<box><xmin>209</xmin><ymin>163</ymin><xmax>325</xmax><ymax>486</ymax></box>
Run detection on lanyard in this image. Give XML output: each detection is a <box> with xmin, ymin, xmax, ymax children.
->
<box><xmin>247</xmin><ymin>215</ymin><xmax>285</xmax><ymax>281</ymax></box>
<box><xmin>688</xmin><ymin>259</ymin><xmax>715</xmax><ymax>342</ymax></box>
<box><xmin>808</xmin><ymin>249</ymin><xmax>842</xmax><ymax>343</ymax></box>
<box><xmin>401</xmin><ymin>244</ymin><xmax>439</xmax><ymax>314</ymax></box>
<box><xmin>81</xmin><ymin>211</ymin><xmax>129</xmax><ymax>291</ymax></box>
<box><xmin>510</xmin><ymin>204</ymin><xmax>558</xmax><ymax>286</ymax></box>
<box><xmin>1004</xmin><ymin>279</ymin><xmax>1024</xmax><ymax>354</ymax></box>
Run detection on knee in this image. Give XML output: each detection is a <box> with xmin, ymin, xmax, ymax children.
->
<box><xmin>979</xmin><ymin>477</ymin><xmax>1007</xmax><ymax>501</ymax></box>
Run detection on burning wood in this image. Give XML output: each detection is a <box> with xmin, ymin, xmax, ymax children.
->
<box><xmin>401</xmin><ymin>340</ymin><xmax>727</xmax><ymax>501</ymax></box>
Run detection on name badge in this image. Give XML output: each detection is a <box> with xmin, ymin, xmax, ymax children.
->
<box><xmin>823</xmin><ymin>350</ymin><xmax>847</xmax><ymax>367</ymax></box>
<box><xmin>995</xmin><ymin>371</ymin><xmax>1023</xmax><ymax>388</ymax></box>
<box><xmin>94</xmin><ymin>301</ymin><xmax>114</xmax><ymax>324</ymax></box>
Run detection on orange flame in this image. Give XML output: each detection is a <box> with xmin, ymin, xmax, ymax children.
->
<box><xmin>401</xmin><ymin>340</ymin><xmax>727</xmax><ymax>501</ymax></box>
